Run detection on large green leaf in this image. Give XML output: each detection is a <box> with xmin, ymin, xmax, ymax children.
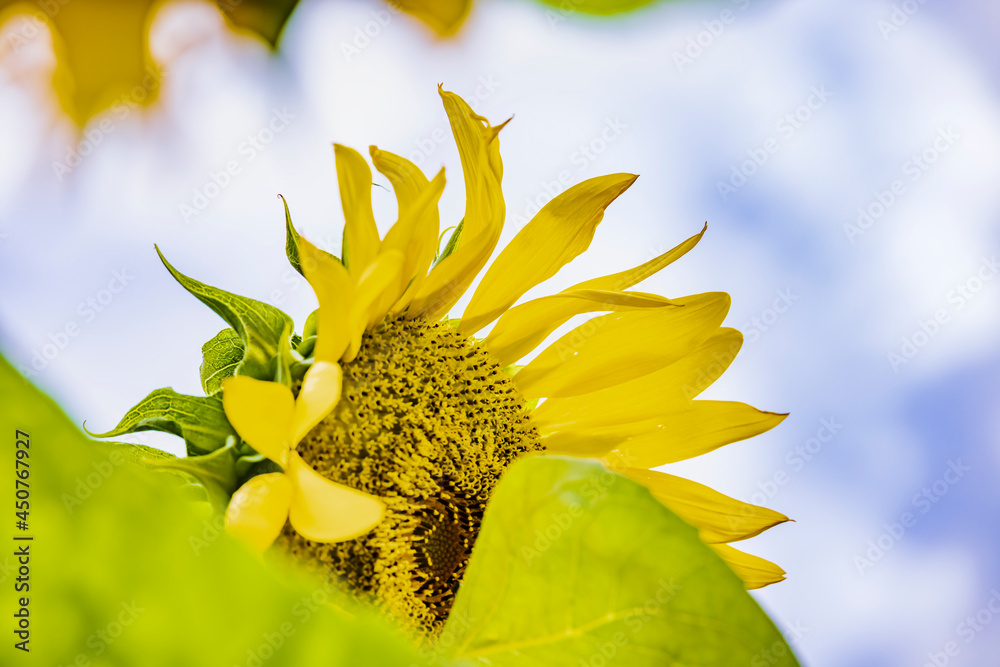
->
<box><xmin>156</xmin><ymin>246</ymin><xmax>292</xmax><ymax>381</ymax></box>
<box><xmin>0</xmin><ymin>356</ymin><xmax>431</xmax><ymax>666</ymax></box>
<box><xmin>87</xmin><ymin>388</ymin><xmax>236</xmax><ymax>455</ymax></box>
<box><xmin>200</xmin><ymin>328</ymin><xmax>245</xmax><ymax>395</ymax></box>
<box><xmin>444</xmin><ymin>456</ymin><xmax>799</xmax><ymax>666</ymax></box>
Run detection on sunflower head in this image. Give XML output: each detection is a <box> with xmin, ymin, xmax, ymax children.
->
<box><xmin>95</xmin><ymin>86</ymin><xmax>789</xmax><ymax>640</ymax></box>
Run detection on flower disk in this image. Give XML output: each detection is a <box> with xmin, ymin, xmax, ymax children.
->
<box><xmin>282</xmin><ymin>316</ymin><xmax>542</xmax><ymax>636</ymax></box>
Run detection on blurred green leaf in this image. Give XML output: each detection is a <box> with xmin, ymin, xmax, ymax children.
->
<box><xmin>156</xmin><ymin>245</ymin><xmax>293</xmax><ymax>382</ymax></box>
<box><xmin>200</xmin><ymin>328</ymin><xmax>245</xmax><ymax>395</ymax></box>
<box><xmin>0</xmin><ymin>356</ymin><xmax>432</xmax><ymax>666</ymax></box>
<box><xmin>88</xmin><ymin>388</ymin><xmax>236</xmax><ymax>455</ymax></box>
<box><xmin>146</xmin><ymin>439</ymin><xmax>241</xmax><ymax>511</ymax></box>
<box><xmin>445</xmin><ymin>456</ymin><xmax>799</xmax><ymax>666</ymax></box>
<box><xmin>534</xmin><ymin>0</ymin><xmax>660</xmax><ymax>15</ymax></box>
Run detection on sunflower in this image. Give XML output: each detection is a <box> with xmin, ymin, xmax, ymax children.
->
<box><xmin>101</xmin><ymin>86</ymin><xmax>789</xmax><ymax>640</ymax></box>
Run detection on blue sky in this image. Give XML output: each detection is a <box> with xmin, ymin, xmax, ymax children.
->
<box><xmin>1</xmin><ymin>0</ymin><xmax>999</xmax><ymax>664</ymax></box>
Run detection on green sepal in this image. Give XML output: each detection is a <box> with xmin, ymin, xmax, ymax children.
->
<box><xmin>200</xmin><ymin>328</ymin><xmax>245</xmax><ymax>395</ymax></box>
<box><xmin>237</xmin><ymin>457</ymin><xmax>283</xmax><ymax>488</ymax></box>
<box><xmin>282</xmin><ymin>194</ymin><xmax>343</xmax><ymax>275</ymax></box>
<box><xmin>433</xmin><ymin>219</ymin><xmax>464</xmax><ymax>268</ymax></box>
<box><xmin>235</xmin><ymin>453</ymin><xmax>266</xmax><ymax>480</ymax></box>
<box><xmin>296</xmin><ymin>309</ymin><xmax>319</xmax><ymax>358</ymax></box>
<box><xmin>145</xmin><ymin>438</ymin><xmax>240</xmax><ymax>512</ymax></box>
<box><xmin>275</xmin><ymin>322</ymin><xmax>294</xmax><ymax>388</ymax></box>
<box><xmin>341</xmin><ymin>226</ymin><xmax>351</xmax><ymax>271</ymax></box>
<box><xmin>88</xmin><ymin>388</ymin><xmax>237</xmax><ymax>456</ymax></box>
<box><xmin>281</xmin><ymin>194</ymin><xmax>305</xmax><ymax>277</ymax></box>
<box><xmin>155</xmin><ymin>245</ymin><xmax>293</xmax><ymax>381</ymax></box>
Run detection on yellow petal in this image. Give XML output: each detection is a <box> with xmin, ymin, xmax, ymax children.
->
<box><xmin>369</xmin><ymin>145</ymin><xmax>432</xmax><ymax>215</ymax></box>
<box><xmin>394</xmin><ymin>0</ymin><xmax>472</xmax><ymax>36</ymax></box>
<box><xmin>286</xmin><ymin>453</ymin><xmax>385</xmax><ymax>542</ymax></box>
<box><xmin>221</xmin><ymin>376</ymin><xmax>294</xmax><ymax>466</ymax></box>
<box><xmin>710</xmin><ymin>543</ymin><xmax>786</xmax><ymax>589</ymax></box>
<box><xmin>574</xmin><ymin>223</ymin><xmax>707</xmax><ymax>291</ymax></box>
<box><xmin>224</xmin><ymin>473</ymin><xmax>293</xmax><ymax>555</ymax></box>
<box><xmin>344</xmin><ymin>250</ymin><xmax>405</xmax><ymax>361</ymax></box>
<box><xmin>460</xmin><ymin>173</ymin><xmax>639</xmax><ymax>335</ymax></box>
<box><xmin>598</xmin><ymin>402</ymin><xmax>788</xmax><ymax>468</ymax></box>
<box><xmin>334</xmin><ymin>144</ymin><xmax>381</xmax><ymax>276</ymax></box>
<box><xmin>410</xmin><ymin>88</ymin><xmax>506</xmax><ymax>319</ymax></box>
<box><xmin>408</xmin><ymin>228</ymin><xmax>496</xmax><ymax>318</ymax></box>
<box><xmin>532</xmin><ymin>328</ymin><xmax>743</xmax><ymax>430</ymax></box>
<box><xmin>481</xmin><ymin>226</ymin><xmax>707</xmax><ymax>364</ymax></box>
<box><xmin>290</xmin><ymin>361</ymin><xmax>342</xmax><ymax>446</ymax></box>
<box><xmin>617</xmin><ymin>468</ymin><xmax>789</xmax><ymax>544</ymax></box>
<box><xmin>514</xmin><ymin>292</ymin><xmax>731</xmax><ymax>399</ymax></box>
<box><xmin>485</xmin><ymin>289</ymin><xmax>679</xmax><ymax>367</ymax></box>
<box><xmin>299</xmin><ymin>235</ymin><xmax>355</xmax><ymax>363</ymax></box>
<box><xmin>376</xmin><ymin>166</ymin><xmax>447</xmax><ymax>313</ymax></box>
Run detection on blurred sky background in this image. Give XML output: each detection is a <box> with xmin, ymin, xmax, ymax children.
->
<box><xmin>2</xmin><ymin>0</ymin><xmax>999</xmax><ymax>665</ymax></box>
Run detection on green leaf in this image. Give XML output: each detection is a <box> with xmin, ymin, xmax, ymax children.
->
<box><xmin>200</xmin><ymin>328</ymin><xmax>245</xmax><ymax>395</ymax></box>
<box><xmin>146</xmin><ymin>438</ymin><xmax>240</xmax><ymax>511</ymax></box>
<box><xmin>88</xmin><ymin>388</ymin><xmax>237</xmax><ymax>455</ymax></box>
<box><xmin>0</xmin><ymin>355</ymin><xmax>434</xmax><ymax>666</ymax></box>
<box><xmin>444</xmin><ymin>456</ymin><xmax>799</xmax><ymax>666</ymax></box>
<box><xmin>156</xmin><ymin>245</ymin><xmax>293</xmax><ymax>381</ymax></box>
<box><xmin>534</xmin><ymin>0</ymin><xmax>661</xmax><ymax>15</ymax></box>
<box><xmin>106</xmin><ymin>442</ymin><xmax>222</xmax><ymax>505</ymax></box>
<box><xmin>106</xmin><ymin>442</ymin><xmax>178</xmax><ymax>464</ymax></box>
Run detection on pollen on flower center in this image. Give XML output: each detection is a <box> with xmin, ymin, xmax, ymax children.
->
<box><xmin>282</xmin><ymin>316</ymin><xmax>542</xmax><ymax>637</ymax></box>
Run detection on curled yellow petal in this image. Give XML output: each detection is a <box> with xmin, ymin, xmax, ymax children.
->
<box><xmin>286</xmin><ymin>453</ymin><xmax>385</xmax><ymax>542</ymax></box>
<box><xmin>514</xmin><ymin>292</ymin><xmax>731</xmax><ymax>399</ymax></box>
<box><xmin>370</xmin><ymin>146</ymin><xmax>432</xmax><ymax>217</ymax></box>
<box><xmin>485</xmin><ymin>289</ymin><xmax>678</xmax><ymax>368</ymax></box>
<box><xmin>291</xmin><ymin>361</ymin><xmax>342</xmax><ymax>446</ymax></box>
<box><xmin>299</xmin><ymin>235</ymin><xmax>355</xmax><ymax>363</ymax></box>
<box><xmin>710</xmin><ymin>543</ymin><xmax>787</xmax><ymax>590</ymax></box>
<box><xmin>460</xmin><ymin>173</ymin><xmax>639</xmax><ymax>335</ymax></box>
<box><xmin>532</xmin><ymin>327</ymin><xmax>743</xmax><ymax>430</ymax></box>
<box><xmin>617</xmin><ymin>468</ymin><xmax>789</xmax><ymax>544</ymax></box>
<box><xmin>335</xmin><ymin>144</ymin><xmax>381</xmax><ymax>276</ymax></box>
<box><xmin>410</xmin><ymin>88</ymin><xmax>506</xmax><ymax>319</ymax></box>
<box><xmin>221</xmin><ymin>376</ymin><xmax>294</xmax><ymax>466</ymax></box>
<box><xmin>224</xmin><ymin>473</ymin><xmax>293</xmax><ymax>555</ymax></box>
